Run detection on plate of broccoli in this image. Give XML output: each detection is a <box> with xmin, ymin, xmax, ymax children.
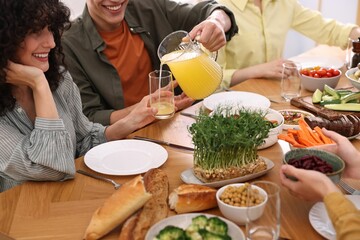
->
<box><xmin>145</xmin><ymin>213</ymin><xmax>245</xmax><ymax>240</ymax></box>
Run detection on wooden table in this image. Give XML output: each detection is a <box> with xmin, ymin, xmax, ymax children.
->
<box><xmin>1</xmin><ymin>45</ymin><xmax>359</xmax><ymax>240</ymax></box>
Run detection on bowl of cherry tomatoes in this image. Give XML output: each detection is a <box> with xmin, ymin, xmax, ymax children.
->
<box><xmin>300</xmin><ymin>66</ymin><xmax>341</xmax><ymax>92</ymax></box>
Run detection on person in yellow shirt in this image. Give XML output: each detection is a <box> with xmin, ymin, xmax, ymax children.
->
<box><xmin>280</xmin><ymin>128</ymin><xmax>360</xmax><ymax>239</ymax></box>
<box><xmin>216</xmin><ymin>0</ymin><xmax>360</xmax><ymax>88</ymax></box>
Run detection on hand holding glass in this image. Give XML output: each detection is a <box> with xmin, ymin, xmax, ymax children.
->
<box><xmin>149</xmin><ymin>70</ymin><xmax>175</xmax><ymax>119</ymax></box>
<box><xmin>281</xmin><ymin>61</ymin><xmax>301</xmax><ymax>101</ymax></box>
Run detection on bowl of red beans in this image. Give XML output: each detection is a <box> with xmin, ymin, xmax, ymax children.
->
<box><xmin>300</xmin><ymin>66</ymin><xmax>341</xmax><ymax>92</ymax></box>
<box><xmin>284</xmin><ymin>148</ymin><xmax>345</xmax><ymax>184</ymax></box>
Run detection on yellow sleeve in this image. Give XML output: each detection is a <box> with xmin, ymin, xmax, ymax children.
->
<box><xmin>324</xmin><ymin>192</ymin><xmax>360</xmax><ymax>239</ymax></box>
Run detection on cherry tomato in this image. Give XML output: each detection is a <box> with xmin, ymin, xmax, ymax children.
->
<box><xmin>313</xmin><ymin>73</ymin><xmax>320</xmax><ymax>78</ymax></box>
<box><xmin>326</xmin><ymin>72</ymin><xmax>333</xmax><ymax>78</ymax></box>
<box><xmin>317</xmin><ymin>69</ymin><xmax>327</xmax><ymax>77</ymax></box>
<box><xmin>301</xmin><ymin>69</ymin><xmax>309</xmax><ymax>76</ymax></box>
<box><xmin>332</xmin><ymin>69</ymin><xmax>340</xmax><ymax>76</ymax></box>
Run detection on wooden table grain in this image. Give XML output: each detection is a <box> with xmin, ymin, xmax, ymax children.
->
<box><xmin>1</xmin><ymin>45</ymin><xmax>359</xmax><ymax>240</ymax></box>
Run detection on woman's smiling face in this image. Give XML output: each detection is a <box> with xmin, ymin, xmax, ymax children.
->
<box><xmin>86</xmin><ymin>0</ymin><xmax>129</xmax><ymax>32</ymax></box>
<box><xmin>16</xmin><ymin>28</ymin><xmax>55</xmax><ymax>72</ymax></box>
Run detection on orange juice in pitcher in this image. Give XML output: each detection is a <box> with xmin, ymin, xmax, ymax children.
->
<box><xmin>158</xmin><ymin>30</ymin><xmax>222</xmax><ymax>100</ymax></box>
<box><xmin>161</xmin><ymin>50</ymin><xmax>222</xmax><ymax>99</ymax></box>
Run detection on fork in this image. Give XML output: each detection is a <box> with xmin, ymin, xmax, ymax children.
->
<box><xmin>338</xmin><ymin>180</ymin><xmax>360</xmax><ymax>195</ymax></box>
<box><xmin>77</xmin><ymin>170</ymin><xmax>121</xmax><ymax>190</ymax></box>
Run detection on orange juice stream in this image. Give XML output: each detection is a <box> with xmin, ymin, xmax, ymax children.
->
<box><xmin>160</xmin><ymin>50</ymin><xmax>222</xmax><ymax>99</ymax></box>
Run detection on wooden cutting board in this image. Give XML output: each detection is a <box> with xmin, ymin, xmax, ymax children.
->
<box><xmin>290</xmin><ymin>96</ymin><xmax>360</xmax><ymax>120</ymax></box>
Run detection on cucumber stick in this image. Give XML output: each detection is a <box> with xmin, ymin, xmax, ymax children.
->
<box><xmin>320</xmin><ymin>99</ymin><xmax>341</xmax><ymax>106</ymax></box>
<box><xmin>341</xmin><ymin>92</ymin><xmax>360</xmax><ymax>104</ymax></box>
<box><xmin>323</xmin><ymin>85</ymin><xmax>341</xmax><ymax>99</ymax></box>
<box><xmin>324</xmin><ymin>103</ymin><xmax>360</xmax><ymax>111</ymax></box>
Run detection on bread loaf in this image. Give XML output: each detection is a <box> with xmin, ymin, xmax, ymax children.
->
<box><xmin>84</xmin><ymin>175</ymin><xmax>152</xmax><ymax>240</ymax></box>
<box><xmin>118</xmin><ymin>168</ymin><xmax>169</xmax><ymax>240</ymax></box>
<box><xmin>168</xmin><ymin>184</ymin><xmax>217</xmax><ymax>213</ymax></box>
<box><xmin>304</xmin><ymin>114</ymin><xmax>360</xmax><ymax>137</ymax></box>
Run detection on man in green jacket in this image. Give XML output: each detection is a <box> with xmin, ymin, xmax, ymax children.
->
<box><xmin>62</xmin><ymin>0</ymin><xmax>238</xmax><ymax>125</ymax></box>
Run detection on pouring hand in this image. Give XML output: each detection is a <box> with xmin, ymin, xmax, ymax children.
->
<box><xmin>189</xmin><ymin>9</ymin><xmax>231</xmax><ymax>52</ymax></box>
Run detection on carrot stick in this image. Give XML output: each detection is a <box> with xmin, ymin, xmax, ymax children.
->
<box><xmin>298</xmin><ymin>119</ymin><xmax>322</xmax><ymax>145</ymax></box>
<box><xmin>287</xmin><ymin>129</ymin><xmax>298</xmax><ymax>134</ymax></box>
<box><xmin>278</xmin><ymin>133</ymin><xmax>306</xmax><ymax>148</ymax></box>
<box><xmin>309</xmin><ymin>130</ymin><xmax>323</xmax><ymax>144</ymax></box>
<box><xmin>314</xmin><ymin>126</ymin><xmax>334</xmax><ymax>144</ymax></box>
<box><xmin>297</xmin><ymin>130</ymin><xmax>315</xmax><ymax>147</ymax></box>
<box><xmin>278</xmin><ymin>133</ymin><xmax>300</xmax><ymax>145</ymax></box>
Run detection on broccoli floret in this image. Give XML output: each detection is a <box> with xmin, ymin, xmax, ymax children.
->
<box><xmin>205</xmin><ymin>217</ymin><xmax>228</xmax><ymax>236</ymax></box>
<box><xmin>191</xmin><ymin>215</ymin><xmax>208</xmax><ymax>229</ymax></box>
<box><xmin>185</xmin><ymin>215</ymin><xmax>208</xmax><ymax>237</ymax></box>
<box><xmin>198</xmin><ymin>229</ymin><xmax>231</xmax><ymax>240</ymax></box>
<box><xmin>185</xmin><ymin>230</ymin><xmax>202</xmax><ymax>240</ymax></box>
<box><xmin>154</xmin><ymin>225</ymin><xmax>188</xmax><ymax>240</ymax></box>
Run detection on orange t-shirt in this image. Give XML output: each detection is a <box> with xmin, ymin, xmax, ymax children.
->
<box><xmin>100</xmin><ymin>21</ymin><xmax>152</xmax><ymax>107</ymax></box>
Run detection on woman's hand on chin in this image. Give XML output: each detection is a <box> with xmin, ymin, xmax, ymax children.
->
<box><xmin>5</xmin><ymin>61</ymin><xmax>47</xmax><ymax>89</ymax></box>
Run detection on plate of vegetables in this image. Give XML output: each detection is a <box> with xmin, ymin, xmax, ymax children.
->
<box><xmin>145</xmin><ymin>213</ymin><xmax>245</xmax><ymax>240</ymax></box>
<box><xmin>278</xmin><ymin>109</ymin><xmax>314</xmax><ymax>130</ymax></box>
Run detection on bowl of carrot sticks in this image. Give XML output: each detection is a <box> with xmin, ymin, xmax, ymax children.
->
<box><xmin>277</xmin><ymin>118</ymin><xmax>335</xmax><ymax>148</ymax></box>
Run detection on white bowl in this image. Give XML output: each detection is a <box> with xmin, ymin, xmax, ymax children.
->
<box><xmin>345</xmin><ymin>67</ymin><xmax>360</xmax><ymax>90</ymax></box>
<box><xmin>216</xmin><ymin>183</ymin><xmax>267</xmax><ymax>225</ymax></box>
<box><xmin>258</xmin><ymin>109</ymin><xmax>284</xmax><ymax>149</ymax></box>
<box><xmin>300</xmin><ymin>69</ymin><xmax>341</xmax><ymax>92</ymax></box>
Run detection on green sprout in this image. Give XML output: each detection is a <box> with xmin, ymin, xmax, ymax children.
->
<box><xmin>188</xmin><ymin>106</ymin><xmax>272</xmax><ymax>171</ymax></box>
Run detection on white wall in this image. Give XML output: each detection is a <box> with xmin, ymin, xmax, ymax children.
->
<box><xmin>61</xmin><ymin>0</ymin><xmax>86</xmax><ymax>20</ymax></box>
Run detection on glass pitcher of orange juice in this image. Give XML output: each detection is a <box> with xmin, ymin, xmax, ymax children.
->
<box><xmin>158</xmin><ymin>30</ymin><xmax>222</xmax><ymax>100</ymax></box>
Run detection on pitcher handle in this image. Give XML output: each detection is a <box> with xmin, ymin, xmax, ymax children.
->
<box><xmin>197</xmin><ymin>41</ymin><xmax>218</xmax><ymax>61</ymax></box>
<box><xmin>210</xmin><ymin>51</ymin><xmax>218</xmax><ymax>61</ymax></box>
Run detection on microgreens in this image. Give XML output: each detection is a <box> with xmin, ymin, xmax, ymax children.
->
<box><xmin>188</xmin><ymin>106</ymin><xmax>272</xmax><ymax>170</ymax></box>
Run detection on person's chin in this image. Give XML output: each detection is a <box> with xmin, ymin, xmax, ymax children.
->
<box><xmin>37</xmin><ymin>63</ymin><xmax>50</xmax><ymax>72</ymax></box>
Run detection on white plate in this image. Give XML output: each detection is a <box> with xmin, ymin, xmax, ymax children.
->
<box><xmin>347</xmin><ymin>132</ymin><xmax>360</xmax><ymax>140</ymax></box>
<box><xmin>84</xmin><ymin>140</ymin><xmax>168</xmax><ymax>175</ymax></box>
<box><xmin>180</xmin><ymin>157</ymin><xmax>274</xmax><ymax>188</ymax></box>
<box><xmin>278</xmin><ymin>109</ymin><xmax>315</xmax><ymax>130</ymax></box>
<box><xmin>309</xmin><ymin>195</ymin><xmax>360</xmax><ymax>239</ymax></box>
<box><xmin>145</xmin><ymin>213</ymin><xmax>245</xmax><ymax>240</ymax></box>
<box><xmin>203</xmin><ymin>91</ymin><xmax>271</xmax><ymax>111</ymax></box>
<box><xmin>290</xmin><ymin>56</ymin><xmax>344</xmax><ymax>69</ymax></box>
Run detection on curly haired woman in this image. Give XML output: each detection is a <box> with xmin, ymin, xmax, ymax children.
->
<box><xmin>0</xmin><ymin>0</ymin><xmax>157</xmax><ymax>192</ymax></box>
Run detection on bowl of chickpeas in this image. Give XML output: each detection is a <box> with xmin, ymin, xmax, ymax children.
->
<box><xmin>216</xmin><ymin>183</ymin><xmax>267</xmax><ymax>225</ymax></box>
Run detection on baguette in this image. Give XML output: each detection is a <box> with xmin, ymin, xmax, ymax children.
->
<box><xmin>119</xmin><ymin>168</ymin><xmax>169</xmax><ymax>240</ymax></box>
<box><xmin>169</xmin><ymin>184</ymin><xmax>217</xmax><ymax>213</ymax></box>
<box><xmin>84</xmin><ymin>175</ymin><xmax>152</xmax><ymax>240</ymax></box>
